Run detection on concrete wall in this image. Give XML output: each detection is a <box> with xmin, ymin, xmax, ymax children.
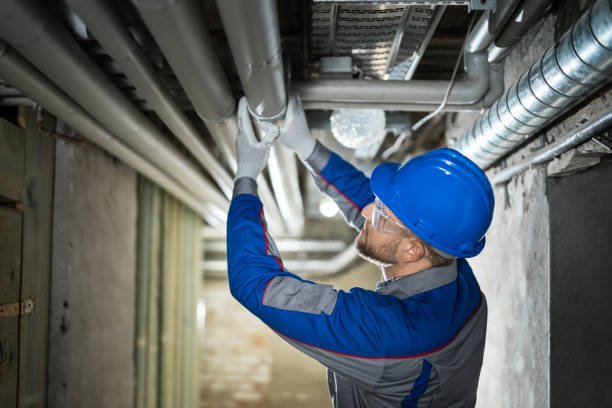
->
<box><xmin>48</xmin><ymin>141</ymin><xmax>137</xmax><ymax>407</ymax></box>
<box><xmin>549</xmin><ymin>158</ymin><xmax>612</xmax><ymax>407</ymax></box>
<box><xmin>446</xmin><ymin>1</ymin><xmax>611</xmax><ymax>406</ymax></box>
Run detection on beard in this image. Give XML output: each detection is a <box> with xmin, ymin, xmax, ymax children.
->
<box><xmin>354</xmin><ymin>223</ymin><xmax>400</xmax><ymax>267</ymax></box>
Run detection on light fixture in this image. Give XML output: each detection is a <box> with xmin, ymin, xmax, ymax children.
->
<box><xmin>319</xmin><ymin>197</ymin><xmax>338</xmax><ymax>218</ymax></box>
<box><xmin>330</xmin><ymin>109</ymin><xmax>386</xmax><ymax>149</ymax></box>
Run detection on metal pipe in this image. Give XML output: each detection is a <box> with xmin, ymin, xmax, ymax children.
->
<box><xmin>295</xmin><ymin>51</ymin><xmax>490</xmax><ymax>108</ymax></box>
<box><xmin>67</xmin><ymin>0</ymin><xmax>235</xmax><ymax>198</ymax></box>
<box><xmin>130</xmin><ymin>0</ymin><xmax>234</xmax><ymax>125</ymax></box>
<box><xmin>488</xmin><ymin>0</ymin><xmax>552</xmax><ymax>63</ymax></box>
<box><xmin>301</xmin><ymin>101</ymin><xmax>484</xmax><ymax>112</ymax></box>
<box><xmin>0</xmin><ymin>85</ymin><xmax>21</xmax><ymax>96</ymax></box>
<box><xmin>215</xmin><ymin>0</ymin><xmax>304</xmax><ymax>236</ymax></box>
<box><xmin>482</xmin><ymin>61</ymin><xmax>505</xmax><ymax>108</ymax></box>
<box><xmin>0</xmin><ymin>40</ymin><xmax>224</xmax><ymax>225</ymax></box>
<box><xmin>489</xmin><ymin>0</ymin><xmax>523</xmax><ymax>38</ymax></box>
<box><xmin>267</xmin><ymin>145</ymin><xmax>305</xmax><ymax>236</ymax></box>
<box><xmin>204</xmin><ymin>239</ymin><xmax>347</xmax><ymax>253</ymax></box>
<box><xmin>215</xmin><ymin>0</ymin><xmax>286</xmax><ymax>120</ymax></box>
<box><xmin>0</xmin><ymin>0</ymin><xmax>228</xmax><ymax>212</ymax></box>
<box><xmin>466</xmin><ymin>11</ymin><xmax>496</xmax><ymax>53</ymax></box>
<box><xmin>455</xmin><ymin>0</ymin><xmax>612</xmax><ymax>169</ymax></box>
<box><xmin>0</xmin><ymin>96</ymin><xmax>36</xmax><ymax>106</ymax></box>
<box><xmin>490</xmin><ymin>111</ymin><xmax>612</xmax><ymax>184</ymax></box>
<box><xmin>132</xmin><ymin>0</ymin><xmax>287</xmax><ymax>235</ymax></box>
<box><xmin>203</xmin><ymin>245</ymin><xmax>359</xmax><ymax>278</ymax></box>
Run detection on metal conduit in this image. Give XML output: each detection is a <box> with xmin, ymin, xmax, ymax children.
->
<box><xmin>490</xmin><ymin>111</ymin><xmax>612</xmax><ymax>184</ymax></box>
<box><xmin>466</xmin><ymin>11</ymin><xmax>496</xmax><ymax>54</ymax></box>
<box><xmin>132</xmin><ymin>0</ymin><xmax>287</xmax><ymax>236</ymax></box>
<box><xmin>0</xmin><ymin>0</ymin><xmax>228</xmax><ymax>213</ymax></box>
<box><xmin>488</xmin><ymin>0</ymin><xmax>553</xmax><ymax>63</ymax></box>
<box><xmin>294</xmin><ymin>51</ymin><xmax>490</xmax><ymax>109</ymax></box>
<box><xmin>130</xmin><ymin>0</ymin><xmax>240</xmax><ymax>172</ymax></box>
<box><xmin>67</xmin><ymin>0</ymin><xmax>235</xmax><ymax>198</ymax></box>
<box><xmin>454</xmin><ymin>0</ymin><xmax>612</xmax><ymax>169</ymax></box>
<box><xmin>216</xmin><ymin>0</ymin><xmax>305</xmax><ymax>237</ymax></box>
<box><xmin>203</xmin><ymin>245</ymin><xmax>359</xmax><ymax>278</ymax></box>
<box><xmin>0</xmin><ymin>40</ymin><xmax>223</xmax><ymax>226</ymax></box>
<box><xmin>215</xmin><ymin>0</ymin><xmax>286</xmax><ymax>120</ymax></box>
<box><xmin>466</xmin><ymin>0</ymin><xmax>523</xmax><ymax>53</ymax></box>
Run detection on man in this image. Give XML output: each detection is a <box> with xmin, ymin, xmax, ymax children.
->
<box><xmin>227</xmin><ymin>95</ymin><xmax>494</xmax><ymax>407</ymax></box>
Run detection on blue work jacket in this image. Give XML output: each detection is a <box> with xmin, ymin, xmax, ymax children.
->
<box><xmin>227</xmin><ymin>142</ymin><xmax>487</xmax><ymax>407</ymax></box>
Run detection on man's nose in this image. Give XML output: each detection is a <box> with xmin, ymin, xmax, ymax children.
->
<box><xmin>361</xmin><ymin>202</ymin><xmax>374</xmax><ymax>220</ymax></box>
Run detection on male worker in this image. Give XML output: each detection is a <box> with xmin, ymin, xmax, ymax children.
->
<box><xmin>227</xmin><ymin>95</ymin><xmax>494</xmax><ymax>407</ymax></box>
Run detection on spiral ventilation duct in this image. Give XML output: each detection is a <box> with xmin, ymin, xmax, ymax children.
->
<box><xmin>454</xmin><ymin>0</ymin><xmax>612</xmax><ymax>169</ymax></box>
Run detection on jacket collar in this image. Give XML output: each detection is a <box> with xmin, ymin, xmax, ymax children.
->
<box><xmin>375</xmin><ymin>260</ymin><xmax>457</xmax><ymax>299</ymax></box>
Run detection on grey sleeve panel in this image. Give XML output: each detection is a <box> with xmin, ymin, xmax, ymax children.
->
<box><xmin>303</xmin><ymin>140</ymin><xmax>331</xmax><ymax>173</ymax></box>
<box><xmin>263</xmin><ymin>276</ymin><xmax>338</xmax><ymax>315</ymax></box>
<box><xmin>304</xmin><ymin>141</ymin><xmax>366</xmax><ymax>231</ymax></box>
<box><xmin>313</xmin><ymin>173</ymin><xmax>365</xmax><ymax>231</ymax></box>
<box><xmin>233</xmin><ymin>176</ymin><xmax>258</xmax><ymax>198</ymax></box>
<box><xmin>258</xmin><ymin>210</ymin><xmax>283</xmax><ymax>262</ymax></box>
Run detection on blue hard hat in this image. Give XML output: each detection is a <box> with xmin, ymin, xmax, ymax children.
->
<box><xmin>370</xmin><ymin>148</ymin><xmax>494</xmax><ymax>258</ymax></box>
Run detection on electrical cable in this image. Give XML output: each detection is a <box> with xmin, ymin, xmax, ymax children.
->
<box><xmin>411</xmin><ymin>13</ymin><xmax>478</xmax><ymax>132</ymax></box>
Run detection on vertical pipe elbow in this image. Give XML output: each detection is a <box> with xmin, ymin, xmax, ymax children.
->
<box><xmin>483</xmin><ymin>61</ymin><xmax>505</xmax><ymax>108</ymax></box>
<box><xmin>457</xmin><ymin>51</ymin><xmax>490</xmax><ymax>104</ymax></box>
<box><xmin>216</xmin><ymin>0</ymin><xmax>286</xmax><ymax>120</ymax></box>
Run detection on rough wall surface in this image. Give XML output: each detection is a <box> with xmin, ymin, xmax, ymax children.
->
<box><xmin>549</xmin><ymin>158</ymin><xmax>612</xmax><ymax>407</ymax></box>
<box><xmin>49</xmin><ymin>141</ymin><xmax>137</xmax><ymax>407</ymax></box>
<box><xmin>446</xmin><ymin>1</ymin><xmax>610</xmax><ymax>406</ymax></box>
<box><xmin>470</xmin><ymin>168</ymin><xmax>550</xmax><ymax>408</ymax></box>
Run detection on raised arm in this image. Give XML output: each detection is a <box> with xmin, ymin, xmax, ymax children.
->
<box><xmin>229</xmin><ymin>97</ymin><xmax>390</xmax><ymax>389</ymax></box>
<box><xmin>279</xmin><ymin>95</ymin><xmax>374</xmax><ymax>231</ymax></box>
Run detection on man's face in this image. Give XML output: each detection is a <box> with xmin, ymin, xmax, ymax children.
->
<box><xmin>354</xmin><ymin>202</ymin><xmax>403</xmax><ymax>266</ymax></box>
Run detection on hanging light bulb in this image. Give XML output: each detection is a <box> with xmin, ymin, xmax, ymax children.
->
<box><xmin>330</xmin><ymin>109</ymin><xmax>386</xmax><ymax>149</ymax></box>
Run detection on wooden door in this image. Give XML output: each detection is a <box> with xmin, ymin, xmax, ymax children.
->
<box><xmin>0</xmin><ymin>109</ymin><xmax>54</xmax><ymax>407</ymax></box>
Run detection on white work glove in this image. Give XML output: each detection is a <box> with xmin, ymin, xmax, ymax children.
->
<box><xmin>278</xmin><ymin>94</ymin><xmax>316</xmax><ymax>160</ymax></box>
<box><xmin>235</xmin><ymin>97</ymin><xmax>276</xmax><ymax>180</ymax></box>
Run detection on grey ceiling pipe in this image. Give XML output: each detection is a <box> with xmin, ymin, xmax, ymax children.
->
<box><xmin>454</xmin><ymin>0</ymin><xmax>612</xmax><ymax>169</ymax></box>
<box><xmin>0</xmin><ymin>96</ymin><xmax>35</xmax><ymax>106</ymax></box>
<box><xmin>129</xmin><ymin>0</ymin><xmax>237</xmax><ymax>170</ymax></box>
<box><xmin>0</xmin><ymin>40</ymin><xmax>224</xmax><ymax>226</ymax></box>
<box><xmin>465</xmin><ymin>0</ymin><xmax>523</xmax><ymax>53</ymax></box>
<box><xmin>203</xmin><ymin>245</ymin><xmax>359</xmax><ymax>278</ymax></box>
<box><xmin>0</xmin><ymin>0</ymin><xmax>227</xmax><ymax>211</ymax></box>
<box><xmin>482</xmin><ymin>61</ymin><xmax>505</xmax><ymax>108</ymax></box>
<box><xmin>66</xmin><ymin>0</ymin><xmax>235</xmax><ymax>198</ymax></box>
<box><xmin>132</xmin><ymin>0</ymin><xmax>287</xmax><ymax>235</ymax></box>
<box><xmin>215</xmin><ymin>0</ymin><xmax>304</xmax><ymax>236</ymax></box>
<box><xmin>488</xmin><ymin>0</ymin><xmax>553</xmax><ymax>63</ymax></box>
<box><xmin>267</xmin><ymin>145</ymin><xmax>305</xmax><ymax>237</ymax></box>
<box><xmin>294</xmin><ymin>50</ymin><xmax>490</xmax><ymax>109</ymax></box>
<box><xmin>301</xmin><ymin>101</ymin><xmax>484</xmax><ymax>112</ymax></box>
<box><xmin>466</xmin><ymin>11</ymin><xmax>496</xmax><ymax>53</ymax></box>
<box><xmin>488</xmin><ymin>0</ymin><xmax>523</xmax><ymax>38</ymax></box>
<box><xmin>130</xmin><ymin>0</ymin><xmax>234</xmax><ymax>125</ymax></box>
<box><xmin>215</xmin><ymin>0</ymin><xmax>286</xmax><ymax>120</ymax></box>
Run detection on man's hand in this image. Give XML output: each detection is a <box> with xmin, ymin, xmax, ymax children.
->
<box><xmin>278</xmin><ymin>94</ymin><xmax>316</xmax><ymax>160</ymax></box>
<box><xmin>235</xmin><ymin>97</ymin><xmax>274</xmax><ymax>180</ymax></box>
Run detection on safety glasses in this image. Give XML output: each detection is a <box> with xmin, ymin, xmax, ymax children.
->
<box><xmin>371</xmin><ymin>198</ymin><xmax>410</xmax><ymax>235</ymax></box>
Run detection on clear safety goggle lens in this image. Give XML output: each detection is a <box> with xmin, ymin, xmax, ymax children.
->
<box><xmin>371</xmin><ymin>198</ymin><xmax>408</xmax><ymax>235</ymax></box>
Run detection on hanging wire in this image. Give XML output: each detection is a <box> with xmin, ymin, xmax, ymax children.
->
<box><xmin>411</xmin><ymin>13</ymin><xmax>478</xmax><ymax>132</ymax></box>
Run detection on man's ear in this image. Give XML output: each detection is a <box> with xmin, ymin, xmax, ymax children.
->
<box><xmin>401</xmin><ymin>238</ymin><xmax>426</xmax><ymax>263</ymax></box>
